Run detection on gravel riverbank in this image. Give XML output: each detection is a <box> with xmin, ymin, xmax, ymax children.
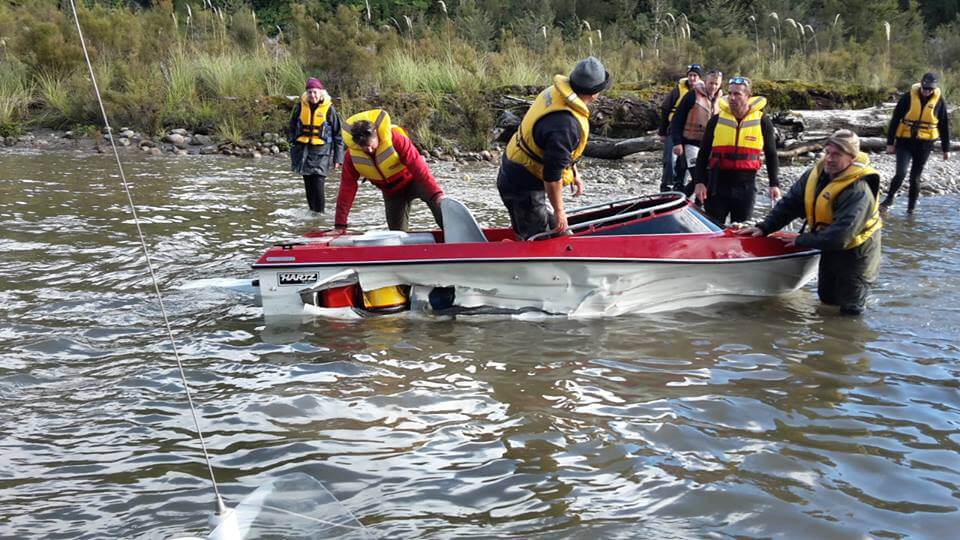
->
<box><xmin>6</xmin><ymin>128</ymin><xmax>958</xmax><ymax>209</ymax></box>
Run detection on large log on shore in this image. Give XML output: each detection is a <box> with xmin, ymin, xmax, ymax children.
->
<box><xmin>585</xmin><ymin>135</ymin><xmax>661</xmax><ymax>159</ymax></box>
<box><xmin>785</xmin><ymin>105</ymin><xmax>894</xmax><ymax>138</ymax></box>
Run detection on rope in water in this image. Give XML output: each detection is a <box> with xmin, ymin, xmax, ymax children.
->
<box><xmin>66</xmin><ymin>0</ymin><xmax>226</xmax><ymax>514</ymax></box>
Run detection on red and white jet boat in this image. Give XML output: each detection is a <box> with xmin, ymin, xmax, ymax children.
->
<box><xmin>253</xmin><ymin>193</ymin><xmax>819</xmax><ymax>318</ymax></box>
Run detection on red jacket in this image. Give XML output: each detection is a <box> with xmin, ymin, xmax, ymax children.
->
<box><xmin>334</xmin><ymin>131</ymin><xmax>440</xmax><ymax>227</ymax></box>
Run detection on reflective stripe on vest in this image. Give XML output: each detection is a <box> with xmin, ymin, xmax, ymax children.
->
<box><xmin>682</xmin><ymin>88</ymin><xmax>721</xmax><ymax>142</ymax></box>
<box><xmin>803</xmin><ymin>152</ymin><xmax>882</xmax><ymax>249</ymax></box>
<box><xmin>505</xmin><ymin>74</ymin><xmax>590</xmax><ymax>186</ymax></box>
<box><xmin>709</xmin><ymin>96</ymin><xmax>766</xmax><ymax>171</ymax></box>
<box><xmin>668</xmin><ymin>78</ymin><xmax>691</xmax><ymax>122</ymax></box>
<box><xmin>296</xmin><ymin>92</ymin><xmax>332</xmax><ymax>145</ymax></box>
<box><xmin>896</xmin><ymin>84</ymin><xmax>941</xmax><ymax>141</ymax></box>
<box><xmin>342</xmin><ymin>109</ymin><xmax>412</xmax><ymax>185</ymax></box>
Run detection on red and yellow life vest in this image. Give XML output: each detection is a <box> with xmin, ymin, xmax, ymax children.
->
<box><xmin>296</xmin><ymin>91</ymin><xmax>332</xmax><ymax>145</ymax></box>
<box><xmin>682</xmin><ymin>87</ymin><xmax>721</xmax><ymax>142</ymax></box>
<box><xmin>803</xmin><ymin>152</ymin><xmax>882</xmax><ymax>249</ymax></box>
<box><xmin>709</xmin><ymin>96</ymin><xmax>766</xmax><ymax>171</ymax></box>
<box><xmin>506</xmin><ymin>75</ymin><xmax>591</xmax><ymax>186</ymax></box>
<box><xmin>668</xmin><ymin>77</ymin><xmax>692</xmax><ymax>122</ymax></box>
<box><xmin>895</xmin><ymin>83</ymin><xmax>941</xmax><ymax>141</ymax></box>
<box><xmin>342</xmin><ymin>109</ymin><xmax>412</xmax><ymax>186</ymax></box>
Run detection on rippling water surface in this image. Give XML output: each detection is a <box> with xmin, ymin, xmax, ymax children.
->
<box><xmin>1</xmin><ymin>149</ymin><xmax>958</xmax><ymax>539</ymax></box>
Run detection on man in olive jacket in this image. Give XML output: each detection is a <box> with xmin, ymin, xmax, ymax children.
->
<box><xmin>735</xmin><ymin>130</ymin><xmax>882</xmax><ymax>315</ymax></box>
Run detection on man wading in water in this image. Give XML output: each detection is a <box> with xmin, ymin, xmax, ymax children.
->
<box><xmin>736</xmin><ymin>130</ymin><xmax>882</xmax><ymax>315</ymax></box>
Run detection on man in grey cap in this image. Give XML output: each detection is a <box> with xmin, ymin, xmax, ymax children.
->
<box><xmin>498</xmin><ymin>56</ymin><xmax>611</xmax><ymax>239</ymax></box>
<box><xmin>881</xmin><ymin>72</ymin><xmax>951</xmax><ymax>214</ymax></box>
<box><xmin>736</xmin><ymin>130</ymin><xmax>883</xmax><ymax>315</ymax></box>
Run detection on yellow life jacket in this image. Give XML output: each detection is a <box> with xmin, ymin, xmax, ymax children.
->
<box><xmin>682</xmin><ymin>87</ymin><xmax>722</xmax><ymax>142</ymax></box>
<box><xmin>895</xmin><ymin>83</ymin><xmax>941</xmax><ymax>141</ymax></box>
<box><xmin>296</xmin><ymin>91</ymin><xmax>332</xmax><ymax>145</ymax></box>
<box><xmin>803</xmin><ymin>152</ymin><xmax>882</xmax><ymax>249</ymax></box>
<box><xmin>709</xmin><ymin>96</ymin><xmax>766</xmax><ymax>171</ymax></box>
<box><xmin>506</xmin><ymin>74</ymin><xmax>591</xmax><ymax>186</ymax></box>
<box><xmin>668</xmin><ymin>77</ymin><xmax>692</xmax><ymax>122</ymax></box>
<box><xmin>342</xmin><ymin>109</ymin><xmax>411</xmax><ymax>183</ymax></box>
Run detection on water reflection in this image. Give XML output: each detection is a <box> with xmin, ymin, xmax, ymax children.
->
<box><xmin>1</xmin><ymin>150</ymin><xmax>958</xmax><ymax>539</ymax></box>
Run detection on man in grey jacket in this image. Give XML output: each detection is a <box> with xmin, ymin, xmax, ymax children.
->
<box><xmin>735</xmin><ymin>130</ymin><xmax>882</xmax><ymax>315</ymax></box>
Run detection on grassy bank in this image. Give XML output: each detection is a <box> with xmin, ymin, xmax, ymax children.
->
<box><xmin>1</xmin><ymin>2</ymin><xmax>957</xmax><ymax>150</ymax></box>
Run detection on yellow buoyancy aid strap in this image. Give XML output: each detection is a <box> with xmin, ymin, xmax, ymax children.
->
<box><xmin>507</xmin><ymin>74</ymin><xmax>590</xmax><ymax>186</ymax></box>
<box><xmin>896</xmin><ymin>83</ymin><xmax>941</xmax><ymax>140</ymax></box>
<box><xmin>803</xmin><ymin>152</ymin><xmax>882</xmax><ymax>249</ymax></box>
<box><xmin>296</xmin><ymin>92</ymin><xmax>332</xmax><ymax>145</ymax></box>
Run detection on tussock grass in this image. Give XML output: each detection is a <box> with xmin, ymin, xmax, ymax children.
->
<box><xmin>381</xmin><ymin>50</ymin><xmax>478</xmax><ymax>93</ymax></box>
<box><xmin>0</xmin><ymin>63</ymin><xmax>32</xmax><ymax>124</ymax></box>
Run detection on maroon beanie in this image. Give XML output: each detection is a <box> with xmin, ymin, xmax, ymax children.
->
<box><xmin>305</xmin><ymin>77</ymin><xmax>324</xmax><ymax>90</ymax></box>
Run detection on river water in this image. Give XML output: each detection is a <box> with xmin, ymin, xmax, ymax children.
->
<box><xmin>1</xmin><ymin>149</ymin><xmax>958</xmax><ymax>539</ymax></box>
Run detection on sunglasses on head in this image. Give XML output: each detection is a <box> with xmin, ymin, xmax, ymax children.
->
<box><xmin>728</xmin><ymin>76</ymin><xmax>750</xmax><ymax>85</ymax></box>
<box><xmin>688</xmin><ymin>64</ymin><xmax>701</xmax><ymax>71</ymax></box>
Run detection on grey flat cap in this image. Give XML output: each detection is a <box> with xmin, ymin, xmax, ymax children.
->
<box><xmin>569</xmin><ymin>56</ymin><xmax>611</xmax><ymax>95</ymax></box>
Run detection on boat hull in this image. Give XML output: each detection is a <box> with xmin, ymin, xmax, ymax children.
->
<box><xmin>255</xmin><ymin>252</ymin><xmax>820</xmax><ymax>317</ymax></box>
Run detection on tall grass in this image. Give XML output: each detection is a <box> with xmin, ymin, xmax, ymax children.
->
<box><xmin>0</xmin><ymin>62</ymin><xmax>32</xmax><ymax>124</ymax></box>
<box><xmin>1</xmin><ymin>0</ymin><xmax>953</xmax><ymax>144</ymax></box>
<box><xmin>381</xmin><ymin>50</ymin><xmax>478</xmax><ymax>93</ymax></box>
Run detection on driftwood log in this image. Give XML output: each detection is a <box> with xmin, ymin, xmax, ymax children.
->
<box><xmin>585</xmin><ymin>135</ymin><xmax>661</xmax><ymax>158</ymax></box>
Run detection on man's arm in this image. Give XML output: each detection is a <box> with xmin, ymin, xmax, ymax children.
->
<box><xmin>761</xmin><ymin>115</ymin><xmax>779</xmax><ymax>188</ymax></box>
<box><xmin>534</xmin><ymin>112</ymin><xmax>582</xmax><ymax>231</ymax></box>
<box><xmin>693</xmin><ymin>115</ymin><xmax>718</xmax><ymax>203</ymax></box>
<box><xmin>937</xmin><ymin>99</ymin><xmax>951</xmax><ymax>155</ymax></box>
<box><xmin>334</xmin><ymin>153</ymin><xmax>360</xmax><ymax>229</ymax></box>
<box><xmin>887</xmin><ymin>93</ymin><xmax>909</xmax><ymax>147</ymax></box>
<box><xmin>756</xmin><ymin>169</ymin><xmax>810</xmax><ymax>235</ymax></box>
<box><xmin>658</xmin><ymin>87</ymin><xmax>680</xmax><ymax>136</ymax></box>
<box><xmin>545</xmin><ymin>180</ymin><xmax>566</xmax><ymax>233</ymax></box>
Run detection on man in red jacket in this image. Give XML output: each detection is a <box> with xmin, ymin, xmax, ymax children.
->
<box><xmin>335</xmin><ymin>109</ymin><xmax>444</xmax><ymax>232</ymax></box>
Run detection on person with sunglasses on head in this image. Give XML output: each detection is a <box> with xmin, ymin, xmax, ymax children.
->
<box><xmin>334</xmin><ymin>109</ymin><xmax>444</xmax><ymax>232</ymax></box>
<box><xmin>693</xmin><ymin>76</ymin><xmax>781</xmax><ymax>224</ymax></box>
<box><xmin>668</xmin><ymin>69</ymin><xmax>723</xmax><ymax>196</ymax></box>
<box><xmin>497</xmin><ymin>56</ymin><xmax>611</xmax><ymax>239</ymax></box>
<box><xmin>657</xmin><ymin>63</ymin><xmax>703</xmax><ymax>192</ymax></box>
<box><xmin>880</xmin><ymin>72</ymin><xmax>951</xmax><ymax>214</ymax></box>
<box><xmin>288</xmin><ymin>77</ymin><xmax>344</xmax><ymax>213</ymax></box>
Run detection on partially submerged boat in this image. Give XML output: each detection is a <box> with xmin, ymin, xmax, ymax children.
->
<box><xmin>253</xmin><ymin>192</ymin><xmax>819</xmax><ymax>318</ymax></box>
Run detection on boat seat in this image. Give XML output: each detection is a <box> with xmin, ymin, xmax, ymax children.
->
<box><xmin>441</xmin><ymin>197</ymin><xmax>487</xmax><ymax>243</ymax></box>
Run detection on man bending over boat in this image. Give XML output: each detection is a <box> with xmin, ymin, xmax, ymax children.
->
<box><xmin>497</xmin><ymin>56</ymin><xmax>611</xmax><ymax>239</ymax></box>
<box><xmin>735</xmin><ymin>130</ymin><xmax>882</xmax><ymax>315</ymax></box>
<box><xmin>334</xmin><ymin>109</ymin><xmax>444</xmax><ymax>232</ymax></box>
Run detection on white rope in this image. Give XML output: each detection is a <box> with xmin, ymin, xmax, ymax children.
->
<box><xmin>66</xmin><ymin>0</ymin><xmax>226</xmax><ymax>513</ymax></box>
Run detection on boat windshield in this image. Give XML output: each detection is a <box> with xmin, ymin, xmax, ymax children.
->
<box><xmin>582</xmin><ymin>204</ymin><xmax>723</xmax><ymax>236</ymax></box>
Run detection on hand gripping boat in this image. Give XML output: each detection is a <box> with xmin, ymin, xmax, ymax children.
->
<box><xmin>253</xmin><ymin>193</ymin><xmax>819</xmax><ymax>318</ymax></box>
